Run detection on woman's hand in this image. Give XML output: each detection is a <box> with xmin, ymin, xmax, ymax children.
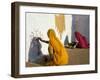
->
<box><xmin>37</xmin><ymin>37</ymin><xmax>49</xmax><ymax>44</ymax></box>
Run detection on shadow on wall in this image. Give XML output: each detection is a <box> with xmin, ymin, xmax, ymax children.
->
<box><xmin>71</xmin><ymin>15</ymin><xmax>89</xmax><ymax>42</ymax></box>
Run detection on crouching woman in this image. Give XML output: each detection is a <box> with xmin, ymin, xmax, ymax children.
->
<box><xmin>39</xmin><ymin>29</ymin><xmax>69</xmax><ymax>66</ymax></box>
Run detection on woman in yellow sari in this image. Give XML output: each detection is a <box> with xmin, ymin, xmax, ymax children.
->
<box><xmin>39</xmin><ymin>29</ymin><xmax>69</xmax><ymax>66</ymax></box>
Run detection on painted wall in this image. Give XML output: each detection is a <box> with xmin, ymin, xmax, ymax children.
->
<box><xmin>72</xmin><ymin>15</ymin><xmax>89</xmax><ymax>42</ymax></box>
<box><xmin>26</xmin><ymin>13</ymin><xmax>55</xmax><ymax>61</ymax></box>
<box><xmin>26</xmin><ymin>13</ymin><xmax>72</xmax><ymax>61</ymax></box>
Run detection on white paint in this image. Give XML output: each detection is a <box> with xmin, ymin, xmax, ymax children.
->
<box><xmin>65</xmin><ymin>15</ymin><xmax>72</xmax><ymax>43</ymax></box>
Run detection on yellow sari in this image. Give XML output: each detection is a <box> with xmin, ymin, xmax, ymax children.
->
<box><xmin>47</xmin><ymin>29</ymin><xmax>69</xmax><ymax>66</ymax></box>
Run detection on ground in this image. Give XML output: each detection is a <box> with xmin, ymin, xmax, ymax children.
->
<box><xmin>26</xmin><ymin>48</ymin><xmax>89</xmax><ymax>67</ymax></box>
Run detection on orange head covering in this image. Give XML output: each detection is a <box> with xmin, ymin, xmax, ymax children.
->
<box><xmin>47</xmin><ymin>29</ymin><xmax>69</xmax><ymax>65</ymax></box>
